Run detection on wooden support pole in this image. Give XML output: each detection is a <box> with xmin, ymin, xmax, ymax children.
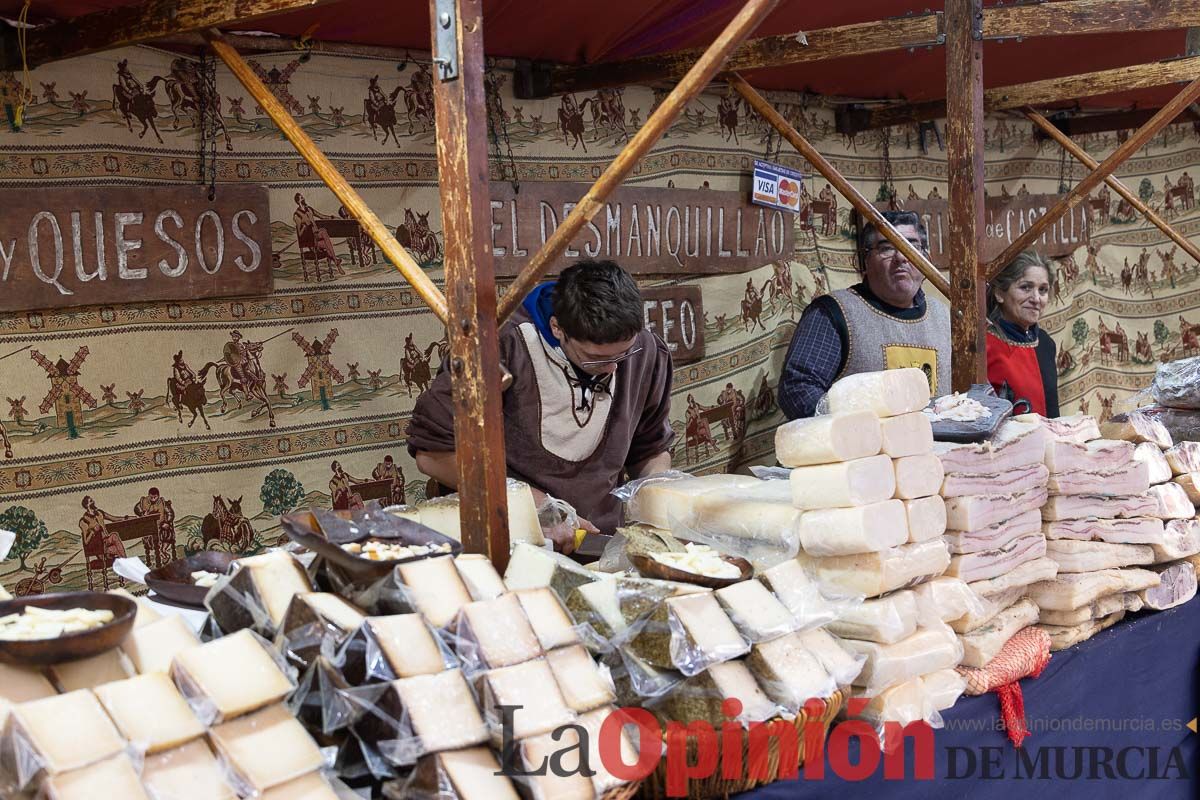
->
<box><xmin>1026</xmin><ymin>109</ymin><xmax>1200</xmax><ymax>266</ymax></box>
<box><xmin>945</xmin><ymin>0</ymin><xmax>988</xmax><ymax>393</ymax></box>
<box><xmin>496</xmin><ymin>0</ymin><xmax>780</xmax><ymax>322</ymax></box>
<box><xmin>987</xmin><ymin>74</ymin><xmax>1200</xmax><ymax>280</ymax></box>
<box><xmin>728</xmin><ymin>73</ymin><xmax>952</xmax><ymax>299</ymax></box>
<box><xmin>205</xmin><ymin>30</ymin><xmax>450</xmax><ymax>324</ymax></box>
<box><xmin>428</xmin><ymin>0</ymin><xmax>511</xmax><ymax>567</ymax></box>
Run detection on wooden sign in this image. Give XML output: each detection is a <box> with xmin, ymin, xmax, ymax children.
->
<box><xmin>490</xmin><ymin>182</ymin><xmax>795</xmax><ymax>276</ymax></box>
<box><xmin>641</xmin><ymin>285</ymin><xmax>704</xmax><ymax>364</ymax></box>
<box><xmin>895</xmin><ymin>193</ymin><xmax>1090</xmax><ymax>269</ymax></box>
<box><xmin>0</xmin><ymin>186</ymin><xmax>273</xmax><ymax>313</ymax></box>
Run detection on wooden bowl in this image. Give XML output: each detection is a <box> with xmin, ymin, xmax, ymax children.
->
<box><xmin>145</xmin><ymin>551</ymin><xmax>239</xmax><ymax>608</ymax></box>
<box><xmin>281</xmin><ymin>511</ymin><xmax>462</xmax><ymax>581</ymax></box>
<box><xmin>628</xmin><ymin>552</ymin><xmax>753</xmax><ymax>589</ymax></box>
<box><xmin>0</xmin><ymin>591</ymin><xmax>136</xmax><ymax>666</ymax></box>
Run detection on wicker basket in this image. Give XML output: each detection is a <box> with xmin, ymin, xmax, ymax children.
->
<box><xmin>640</xmin><ymin>691</ymin><xmax>845</xmax><ymax>800</ymax></box>
<box><xmin>601</xmin><ymin>781</ymin><xmax>644</xmax><ymax>800</ymax></box>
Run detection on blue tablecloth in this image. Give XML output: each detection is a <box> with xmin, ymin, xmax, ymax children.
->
<box><xmin>741</xmin><ymin>599</ymin><xmax>1200</xmax><ymax>798</ymax></box>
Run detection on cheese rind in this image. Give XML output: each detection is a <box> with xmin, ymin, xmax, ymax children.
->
<box><xmin>514</xmin><ymin>587</ymin><xmax>581</xmax><ymax>650</ymax></box>
<box><xmin>455</xmin><ymin>593</ymin><xmax>542</xmax><ymax>669</ymax></box>
<box><xmin>958</xmin><ymin>598</ymin><xmax>1040</xmax><ymax>667</ymax></box>
<box><xmin>790</xmin><ymin>455</ymin><xmax>897</xmax><ymax>510</ymax></box>
<box><xmin>797</xmin><ymin>500</ymin><xmax>908</xmax><ymax>557</ymax></box>
<box><xmin>775</xmin><ymin>411</ymin><xmax>882</xmax><ymax>466</ymax></box>
<box><xmin>892</xmin><ymin>454</ymin><xmax>945</xmax><ymax>500</ymax></box>
<box><xmin>94</xmin><ymin>672</ymin><xmax>205</xmax><ymax>754</ymax></box>
<box><xmin>208</xmin><ymin>703</ymin><xmax>324</xmax><ymax>794</ymax></box>
<box><xmin>880</xmin><ymin>412</ymin><xmax>935</xmax><ymax>458</ymax></box>
<box><xmin>205</xmin><ymin>550</ymin><xmax>313</xmax><ymax>635</ymax></box>
<box><xmin>546</xmin><ymin>645</ymin><xmax>615</xmax><ymax>713</ymax></box>
<box><xmin>824</xmin><ymin>368</ymin><xmax>931</xmax><ymax>418</ymax></box>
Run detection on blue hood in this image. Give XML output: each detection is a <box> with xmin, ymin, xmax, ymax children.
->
<box><xmin>521</xmin><ymin>282</ymin><xmax>560</xmax><ymax>348</ymax></box>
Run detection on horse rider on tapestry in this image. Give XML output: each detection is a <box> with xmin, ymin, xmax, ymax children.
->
<box><xmin>293</xmin><ymin>192</ymin><xmax>345</xmax><ymax>271</ymax></box>
<box><xmin>744</xmin><ymin>277</ymin><xmax>761</xmax><ymax>307</ymax></box>
<box><xmin>366</xmin><ymin>75</ymin><xmax>389</xmax><ymax>116</ymax></box>
<box><xmin>403</xmin><ymin>334</ymin><xmax>423</xmax><ymax>371</ymax></box>
<box><xmin>172</xmin><ymin>351</ymin><xmax>197</xmax><ymax>388</ymax></box>
<box><xmin>134</xmin><ymin>487</ymin><xmax>176</xmax><ymax>565</ymax></box>
<box><xmin>116</xmin><ymin>59</ymin><xmax>146</xmax><ymax>97</ymax></box>
<box><xmin>79</xmin><ymin>495</ymin><xmax>129</xmax><ymax>561</ymax></box>
<box><xmin>224</xmin><ymin>330</ymin><xmax>265</xmax><ymax>389</ymax></box>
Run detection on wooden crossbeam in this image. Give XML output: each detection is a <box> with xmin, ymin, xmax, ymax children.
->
<box><xmin>1035</xmin><ymin>107</ymin><xmax>1200</xmax><ymax>138</ymax></box>
<box><xmin>205</xmin><ymin>29</ymin><xmax>450</xmax><ymax>323</ymax></box>
<box><xmin>986</xmin><ymin>75</ymin><xmax>1200</xmax><ymax>280</ymax></box>
<box><xmin>1026</xmin><ymin>108</ymin><xmax>1200</xmax><ymax>265</ymax></box>
<box><xmin>728</xmin><ymin>73</ymin><xmax>952</xmax><ymax>299</ymax></box>
<box><xmin>840</xmin><ymin>56</ymin><xmax>1200</xmax><ymax>134</ymax></box>
<box><xmin>3</xmin><ymin>0</ymin><xmax>336</xmax><ymax>71</ymax></box>
<box><xmin>984</xmin><ymin>0</ymin><xmax>1200</xmax><ymax>39</ymax></box>
<box><xmin>497</xmin><ymin>0</ymin><xmax>780</xmax><ymax>322</ymax></box>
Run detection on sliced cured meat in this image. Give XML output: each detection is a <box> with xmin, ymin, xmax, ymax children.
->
<box><xmin>1041</xmin><ymin>493</ymin><xmax>1158</xmax><ymax>521</ymax></box>
<box><xmin>945</xmin><ymin>486</ymin><xmax>1048</xmax><ymax>531</ymax></box>
<box><xmin>1039</xmin><ymin>610</ymin><xmax>1125</xmax><ymax>651</ymax></box>
<box><xmin>1146</xmin><ymin>482</ymin><xmax>1195</xmax><ymax>520</ymax></box>
<box><xmin>1150</xmin><ymin>519</ymin><xmax>1200</xmax><ymax>563</ymax></box>
<box><xmin>946</xmin><ymin>534</ymin><xmax>1046</xmax><ymax>582</ymax></box>
<box><xmin>1140</xmin><ymin>562</ymin><xmax>1197</xmax><ymax>610</ymax></box>
<box><xmin>1046</xmin><ymin>461</ymin><xmax>1149</xmax><ymax>497</ymax></box>
<box><xmin>934</xmin><ymin>421</ymin><xmax>1046</xmax><ymax>476</ymax></box>
<box><xmin>1027</xmin><ymin>568</ymin><xmax>1159</xmax><ymax>610</ymax></box>
<box><xmin>958</xmin><ymin>598</ymin><xmax>1040</xmax><ymax>668</ymax></box>
<box><xmin>945</xmin><ymin>510</ymin><xmax>1042</xmax><ymax>555</ymax></box>
<box><xmin>949</xmin><ymin>587</ymin><xmax>1025</xmax><ymax>634</ymax></box>
<box><xmin>1042</xmin><ymin>517</ymin><xmax>1167</xmax><ymax>546</ymax></box>
<box><xmin>1044</xmin><ymin>540</ymin><xmax>1155</xmax><ymax>573</ymax></box>
<box><xmin>1037</xmin><ymin>591</ymin><xmax>1143</xmax><ymax>627</ymax></box>
<box><xmin>966</xmin><ymin>557</ymin><xmax>1058</xmax><ymax>600</ymax></box>
<box><xmin>1043</xmin><ymin>439</ymin><xmax>1135</xmax><ymax>473</ymax></box>
<box><xmin>1165</xmin><ymin>442</ymin><xmax>1200</xmax><ymax>475</ymax></box>
<box><xmin>1100</xmin><ymin>412</ymin><xmax>1172</xmax><ymax>449</ymax></box>
<box><xmin>1013</xmin><ymin>413</ymin><xmax>1101</xmax><ymax>444</ymax></box>
<box><xmin>1134</xmin><ymin>442</ymin><xmax>1173</xmax><ymax>485</ymax></box>
<box><xmin>1172</xmin><ymin>473</ymin><xmax>1200</xmax><ymax>504</ymax></box>
<box><xmin>940</xmin><ymin>463</ymin><xmax>1048</xmax><ymax>499</ymax></box>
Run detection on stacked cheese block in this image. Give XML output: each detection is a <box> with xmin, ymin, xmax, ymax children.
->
<box><xmin>0</xmin><ymin>595</ymin><xmax>338</xmax><ymax>800</ymax></box>
<box><xmin>777</xmin><ymin>369</ymin><xmax>964</xmax><ymax>726</ymax></box>
<box><xmin>392</xmin><ymin>478</ymin><xmax>547</xmax><ymax>547</ymax></box>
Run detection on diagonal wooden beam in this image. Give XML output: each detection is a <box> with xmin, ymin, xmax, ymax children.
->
<box><xmin>840</xmin><ymin>55</ymin><xmax>1200</xmax><ymax>134</ymax></box>
<box><xmin>497</xmin><ymin>0</ymin><xmax>781</xmax><ymax>322</ymax></box>
<box><xmin>1026</xmin><ymin>109</ymin><xmax>1200</xmax><ymax>266</ymax></box>
<box><xmin>205</xmin><ymin>29</ymin><xmax>450</xmax><ymax>324</ymax></box>
<box><xmin>4</xmin><ymin>0</ymin><xmax>336</xmax><ymax>71</ymax></box>
<box><xmin>986</xmin><ymin>75</ymin><xmax>1200</xmax><ymax>280</ymax></box>
<box><xmin>728</xmin><ymin>73</ymin><xmax>952</xmax><ymax>299</ymax></box>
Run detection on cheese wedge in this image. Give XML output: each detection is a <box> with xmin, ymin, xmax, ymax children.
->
<box><xmin>756</xmin><ymin>558</ymin><xmax>837</xmax><ymax>628</ymax></box>
<box><xmin>546</xmin><ymin>645</ymin><xmax>615</xmax><ymax>713</ymax></box>
<box><xmin>790</xmin><ymin>454</ymin><xmax>897</xmax><ymax>510</ymax></box>
<box><xmin>276</xmin><ymin>592</ymin><xmax>364</xmax><ymax>665</ymax></box>
<box><xmin>503</xmin><ymin>542</ymin><xmax>598</xmax><ymax>597</ymax></box>
<box><xmin>658</xmin><ymin>660</ymin><xmax>778</xmax><ymax>726</ymax></box>
<box><xmin>797</xmin><ymin>500</ymin><xmax>908</xmax><ymax>557</ymax></box>
<box><xmin>515</xmin><ymin>587</ymin><xmax>581</xmax><ymax>650</ymax></box>
<box><xmin>260</xmin><ymin>772</ymin><xmax>341</xmax><ymax>800</ymax></box>
<box><xmin>11</xmin><ymin>689</ymin><xmax>125</xmax><ymax>774</ymax></box>
<box><xmin>746</xmin><ymin>631</ymin><xmax>835</xmax><ymax>710</ymax></box>
<box><xmin>409</xmin><ymin>747</ymin><xmax>520</xmax><ymax>800</ymax></box>
<box><xmin>122</xmin><ymin>614</ymin><xmax>200</xmax><ymax>675</ymax></box>
<box><xmin>42</xmin><ymin>754</ymin><xmax>149</xmax><ymax>800</ymax></box>
<box><xmin>714</xmin><ymin>579</ymin><xmax>797</xmax><ymax>643</ymax></box>
<box><xmin>94</xmin><ymin>672</ymin><xmax>204</xmax><ymax>754</ymax></box>
<box><xmin>48</xmin><ymin>649</ymin><xmax>130</xmax><ymax>693</ymax></box>
<box><xmin>455</xmin><ymin>554</ymin><xmax>507</xmax><ymax>600</ymax></box>
<box><xmin>824</xmin><ymin>368</ymin><xmax>931</xmax><ymax>418</ymax></box>
<box><xmin>367</xmin><ymin>614</ymin><xmax>446</xmax><ymax>679</ymax></box>
<box><xmin>519</xmin><ymin>727</ymin><xmax>595</xmax><ymax>800</ymax></box>
<box><xmin>577</xmin><ymin>707</ymin><xmax>638</xmax><ymax>794</ymax></box>
<box><xmin>172</xmin><ymin>628</ymin><xmax>293</xmax><ymax>722</ymax></box>
<box><xmin>141</xmin><ymin>739</ymin><xmax>237</xmax><ymax>800</ymax></box>
<box><xmin>564</xmin><ymin>576</ymin><xmax>626</xmax><ymax>641</ymax></box>
<box><xmin>209</xmin><ymin>703</ymin><xmax>324</xmax><ymax>793</ymax></box>
<box><xmin>397</xmin><ymin>555</ymin><xmax>473</xmax><ymax>628</ymax></box>
<box><xmin>456</xmin><ymin>592</ymin><xmax>542</xmax><ymax>669</ymax></box>
<box><xmin>417</xmin><ymin>479</ymin><xmax>545</xmax><ymax>546</ymax></box>
<box><xmin>108</xmin><ymin>588</ymin><xmax>162</xmax><ymax>628</ymax></box>
<box><xmin>392</xmin><ymin>668</ymin><xmax>489</xmax><ymax>752</ymax></box>
<box><xmin>481</xmin><ymin>659</ymin><xmax>575</xmax><ymax>740</ymax></box>
<box><xmin>205</xmin><ymin>550</ymin><xmax>313</xmax><ymax>635</ymax></box>
<box><xmin>774</xmin><ymin>411</ymin><xmax>882</xmax><ymax>467</ymax></box>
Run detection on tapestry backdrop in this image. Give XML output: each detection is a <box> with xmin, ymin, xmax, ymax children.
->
<box><xmin>0</xmin><ymin>44</ymin><xmax>1196</xmax><ymax>595</ymax></box>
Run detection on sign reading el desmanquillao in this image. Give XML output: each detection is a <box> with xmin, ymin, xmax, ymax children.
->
<box><xmin>0</xmin><ymin>186</ymin><xmax>273</xmax><ymax>312</ymax></box>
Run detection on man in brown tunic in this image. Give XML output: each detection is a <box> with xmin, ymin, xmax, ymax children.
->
<box><xmin>408</xmin><ymin>260</ymin><xmax>675</xmax><ymax>551</ymax></box>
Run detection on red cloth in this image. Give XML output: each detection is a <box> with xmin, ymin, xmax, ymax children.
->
<box><xmin>986</xmin><ymin>331</ymin><xmax>1047</xmax><ymax>416</ymax></box>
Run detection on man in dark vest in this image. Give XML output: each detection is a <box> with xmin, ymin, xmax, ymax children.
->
<box><xmin>778</xmin><ymin>210</ymin><xmax>950</xmax><ymax>418</ymax></box>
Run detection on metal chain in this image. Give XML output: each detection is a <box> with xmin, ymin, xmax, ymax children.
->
<box><xmin>881</xmin><ymin>128</ymin><xmax>898</xmax><ymax>209</ymax></box>
<box><xmin>485</xmin><ymin>66</ymin><xmax>519</xmax><ymax>193</ymax></box>
<box><xmin>1058</xmin><ymin>144</ymin><xmax>1069</xmax><ymax>194</ymax></box>
<box><xmin>198</xmin><ymin>54</ymin><xmax>217</xmax><ymax>201</ymax></box>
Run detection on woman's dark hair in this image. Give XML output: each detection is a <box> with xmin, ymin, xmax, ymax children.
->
<box><xmin>857</xmin><ymin>210</ymin><xmax>929</xmax><ymax>271</ymax></box>
<box><xmin>987</xmin><ymin>249</ymin><xmax>1055</xmax><ymax>319</ymax></box>
<box><xmin>551</xmin><ymin>261</ymin><xmax>644</xmax><ymax>344</ymax></box>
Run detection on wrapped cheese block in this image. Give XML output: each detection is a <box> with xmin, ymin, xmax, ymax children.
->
<box><xmin>922</xmin><ymin>668</ymin><xmax>967</xmax><ymax>712</ymax></box>
<box><xmin>842</xmin><ymin>627</ymin><xmax>962</xmax><ymax>693</ymax></box>
<box><xmin>578</xmin><ymin>706</ymin><xmax>640</xmax><ymax>795</ymax></box>
<box><xmin>855</xmin><ymin>677</ymin><xmax>932</xmax><ymax>729</ymax></box>
<box><xmin>746</xmin><ymin>631</ymin><xmax>836</xmax><ymax>711</ymax></box>
<box><xmin>1041</xmin><ymin>493</ymin><xmax>1158</xmax><ymax>521</ymax></box>
<box><xmin>260</xmin><ymin>773</ymin><xmax>340</xmax><ymax>800</ymax></box>
<box><xmin>827</xmin><ymin>590</ymin><xmax>918</xmax><ymax>644</ymax></box>
<box><xmin>934</xmin><ymin>421</ymin><xmax>1046</xmax><ymax>475</ymax></box>
<box><xmin>1013</xmin><ymin>413</ymin><xmax>1101</xmax><ymax>444</ymax></box>
<box><xmin>10</xmin><ymin>690</ymin><xmax>126</xmax><ymax>776</ymax></box>
<box><xmin>1147</xmin><ymin>482</ymin><xmax>1195</xmax><ymax>519</ymax></box>
<box><xmin>797</xmin><ymin>500</ymin><xmax>908</xmax><ymax>557</ymax></box>
<box><xmin>1039</xmin><ymin>610</ymin><xmax>1125</xmax><ymax>651</ymax></box>
<box><xmin>790</xmin><ymin>454</ymin><xmax>896</xmax><ymax>510</ymax></box>
<box><xmin>1038</xmin><ymin>591</ymin><xmax>1144</xmax><ymax>627</ymax></box>
<box><xmin>798</xmin><ymin>628</ymin><xmax>864</xmax><ymax>686</ymax></box>
<box><xmin>1135</xmin><ymin>442</ymin><xmax>1173</xmax><ymax>485</ymax></box>
<box><xmin>892</xmin><ymin>454</ymin><xmax>945</xmax><ymax>500</ymax></box>
<box><xmin>655</xmin><ymin>591</ymin><xmax>750</xmax><ymax>675</ymax></box>
<box><xmin>514</xmin><ymin>587</ymin><xmax>581</xmax><ymax>650</ymax></box>
<box><xmin>945</xmin><ymin>486</ymin><xmax>1048</xmax><ymax>531</ymax></box>
<box><xmin>565</xmin><ymin>576</ymin><xmax>627</xmax><ymax>641</ymax></box>
<box><xmin>686</xmin><ymin>479</ymin><xmax>801</xmax><ymax>545</ymax></box>
<box><xmin>1141</xmin><ymin>561</ymin><xmax>1197</xmax><ymax>610</ymax></box>
<box><xmin>1100</xmin><ymin>412</ymin><xmax>1172</xmax><ymax>449</ymax></box>
<box><xmin>965</xmin><ymin>557</ymin><xmax>1058</xmax><ymax>599</ymax></box>
<box><xmin>945</xmin><ymin>533</ymin><xmax>1047</xmax><ymax>583</ymax></box>
<box><xmin>141</xmin><ymin>739</ymin><xmax>237</xmax><ymax>800</ymax></box>
<box><xmin>209</xmin><ymin>704</ymin><xmax>323</xmax><ymax>794</ymax></box>
<box><xmin>624</xmin><ymin>474</ymin><xmax>760</xmax><ymax>529</ymax></box>
<box><xmin>454</xmin><ymin>554</ymin><xmax>507</xmax><ymax>601</ymax></box>
<box><xmin>941</xmin><ymin>463</ymin><xmax>1048</xmax><ymax>499</ymax></box>
<box><xmin>1172</xmin><ymin>473</ymin><xmax>1200</xmax><ymax>504</ymax></box>
<box><xmin>454</xmin><ymin>593</ymin><xmax>542</xmax><ymax>670</ymax></box>
<box><xmin>1043</xmin><ymin>517</ymin><xmax>1167</xmax><ymax>545</ymax></box>
<box><xmin>41</xmin><ymin>754</ymin><xmax>149</xmax><ymax>800</ymax></box>
<box><xmin>504</xmin><ymin>541</ymin><xmax>598</xmax><ymax>597</ymax></box>
<box><xmin>1043</xmin><ymin>438</ymin><xmax>1135</xmax><ymax>473</ymax></box>
<box><xmin>173</xmin><ymin>629</ymin><xmax>293</xmax><ymax>723</ymax></box>
<box><xmin>824</xmin><ymin>367</ymin><xmax>931</xmax><ymax>418</ymax></box>
<box><xmin>94</xmin><ymin>673</ymin><xmax>205</xmax><ymax>754</ymax></box>
<box><xmin>0</xmin><ymin>663</ymin><xmax>56</xmax><ymax>729</ymax></box>
<box><xmin>518</xmin><ymin>727</ymin><xmax>595</xmax><ymax>799</ymax></box>
<box><xmin>657</xmin><ymin>660</ymin><xmax>779</xmax><ymax>726</ymax></box>
<box><xmin>904</xmin><ymin>496</ymin><xmax>947</xmax><ymax>543</ymax></box>
<box><xmin>1165</xmin><ymin>442</ymin><xmax>1200</xmax><ymax>475</ymax></box>
<box><xmin>123</xmin><ymin>613</ymin><xmax>200</xmax><ymax>675</ymax></box>
<box><xmin>397</xmin><ymin>555</ymin><xmax>474</xmax><ymax>629</ymax></box>
<box><xmin>958</xmin><ymin>598</ymin><xmax>1039</xmax><ymax>668</ymax></box>
<box><xmin>1028</xmin><ymin>568</ymin><xmax>1160</xmax><ymax>610</ymax></box>
<box><xmin>1045</xmin><ymin>540</ymin><xmax>1155</xmax><ymax>573</ymax></box>
<box><xmin>800</xmin><ymin>539</ymin><xmax>951</xmax><ymax>598</ymax></box>
<box><xmin>755</xmin><ymin>558</ymin><xmax>838</xmax><ymax>629</ymax></box>
<box><xmin>880</xmin><ymin>411</ymin><xmax>935</xmax><ymax>458</ymax></box>
<box><xmin>48</xmin><ymin>650</ymin><xmax>131</xmax><ymax>692</ymax></box>
<box><xmin>944</xmin><ymin>509</ymin><xmax>1042</xmax><ymax>555</ymax></box>
<box><xmin>714</xmin><ymin>579</ymin><xmax>798</xmax><ymax>643</ymax></box>
<box><xmin>417</xmin><ymin>478</ymin><xmax>544</xmax><ymax>546</ymax></box>
<box><xmin>276</xmin><ymin>592</ymin><xmax>365</xmax><ymax>666</ymax></box>
<box><xmin>949</xmin><ymin>587</ymin><xmax>1025</xmax><ymax>634</ymax></box>
<box><xmin>774</xmin><ymin>411</ymin><xmax>882</xmax><ymax>467</ymax></box>
<box><xmin>205</xmin><ymin>550</ymin><xmax>313</xmax><ymax>636</ymax></box>
<box><xmin>545</xmin><ymin>645</ymin><xmax>615</xmax><ymax>713</ymax></box>
<box><xmin>1150</xmin><ymin>519</ymin><xmax>1200</xmax><ymax>562</ymax></box>
<box><xmin>480</xmin><ymin>659</ymin><xmax>575</xmax><ymax>740</ymax></box>
<box><xmin>356</xmin><ymin>669</ymin><xmax>489</xmax><ymax>761</ymax></box>
<box><xmin>406</xmin><ymin>747</ymin><xmax>521</xmax><ymax>800</ymax></box>
<box><xmin>1048</xmin><ymin>463</ymin><xmax>1151</xmax><ymax>496</ymax></box>
<box><xmin>339</xmin><ymin>614</ymin><xmax>449</xmax><ymax>684</ymax></box>
<box><xmin>912</xmin><ymin>577</ymin><xmax>983</xmax><ymax>625</ymax></box>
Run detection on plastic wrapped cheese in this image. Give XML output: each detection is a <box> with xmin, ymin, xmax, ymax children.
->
<box><xmin>204</xmin><ymin>550</ymin><xmax>314</xmax><ymax>636</ymax></box>
<box><xmin>397</xmin><ymin>555</ymin><xmax>474</xmax><ymax>629</ymax></box>
<box><xmin>714</xmin><ymin>579</ymin><xmax>798</xmax><ymax>643</ymax></box>
<box><xmin>0</xmin><ymin>663</ymin><xmax>56</xmax><ymax>730</ymax></box>
<box><xmin>122</xmin><ymin>613</ymin><xmax>200</xmax><ymax>675</ymax></box>
<box><xmin>746</xmin><ymin>631</ymin><xmax>837</xmax><ymax>712</ymax></box>
<box><xmin>577</xmin><ymin>707</ymin><xmax>639</xmax><ymax>795</ymax></box>
<box><xmin>259</xmin><ymin>772</ymin><xmax>341</xmax><ymax>800</ymax></box>
<box><xmin>880</xmin><ymin>412</ymin><xmax>935</xmax><ymax>458</ymax></box>
<box><xmin>208</xmin><ymin>703</ymin><xmax>324</xmax><ymax>795</ymax></box>
<box><xmin>9</xmin><ymin>690</ymin><xmax>126</xmax><ymax>777</ymax></box>
<box><xmin>824</xmin><ymin>368</ymin><xmax>931</xmax><ymax>418</ymax></box>
<box><xmin>798</xmin><ymin>628</ymin><xmax>864</xmax><ymax>686</ymax></box>
<box><xmin>912</xmin><ymin>577</ymin><xmax>985</xmax><ymax>625</ymax></box>
<box><xmin>417</xmin><ymin>478</ymin><xmax>544</xmax><ymax>547</ymax></box>
<box><xmin>663</xmin><ymin>591</ymin><xmax>751</xmax><ymax>676</ymax></box>
<box><xmin>774</xmin><ymin>410</ymin><xmax>882</xmax><ymax>467</ymax></box>
<box><xmin>657</xmin><ymin>660</ymin><xmax>779</xmax><ymax>727</ymax></box>
<box><xmin>41</xmin><ymin>754</ymin><xmax>149</xmax><ymax>800</ymax></box>
<box><xmin>827</xmin><ymin>591</ymin><xmax>918</xmax><ymax>644</ymax></box>
<box><xmin>504</xmin><ymin>541</ymin><xmax>599</xmax><ymax>597</ymax></box>
<box><xmin>904</xmin><ymin>496</ymin><xmax>947</xmax><ymax>543</ymax></box>
<box><xmin>454</xmin><ymin>554</ymin><xmax>507</xmax><ymax>601</ymax></box>
<box><xmin>479</xmin><ymin>659</ymin><xmax>575</xmax><ymax>741</ymax></box>
<box><xmin>842</xmin><ymin>626</ymin><xmax>963</xmax><ymax>694</ymax></box>
<box><xmin>921</xmin><ymin>668</ymin><xmax>967</xmax><ymax>712</ymax></box>
<box><xmin>141</xmin><ymin>739</ymin><xmax>237</xmax><ymax>800</ymax></box>
<box><xmin>454</xmin><ymin>592</ymin><xmax>542</xmax><ymax>671</ymax></box>
<box><xmin>172</xmin><ymin>629</ymin><xmax>293</xmax><ymax>724</ymax></box>
<box><xmin>402</xmin><ymin>747</ymin><xmax>520</xmax><ymax>800</ymax></box>
<box><xmin>755</xmin><ymin>558</ymin><xmax>839</xmax><ymax>630</ymax></box>
<box><xmin>790</xmin><ymin>455</ymin><xmax>896</xmax><ymax>510</ymax></box>
<box><xmin>545</xmin><ymin>645</ymin><xmax>615</xmax><ymax>713</ymax></box>
<box><xmin>1045</xmin><ymin>540</ymin><xmax>1155</xmax><ymax>573</ymax></box>
<box><xmin>1027</xmin><ymin>568</ymin><xmax>1160</xmax><ymax>610</ymax></box>
<box><xmin>514</xmin><ymin>587</ymin><xmax>581</xmax><ymax>650</ymax></box>
<box><xmin>892</xmin><ymin>454</ymin><xmax>945</xmax><ymax>500</ymax></box>
<box><xmin>518</xmin><ymin>726</ymin><xmax>595</xmax><ymax>799</ymax></box>
<box><xmin>797</xmin><ymin>500</ymin><xmax>908</xmax><ymax>557</ymax></box>
<box><xmin>94</xmin><ymin>672</ymin><xmax>205</xmax><ymax>754</ymax></box>
<box><xmin>1135</xmin><ymin>441</ymin><xmax>1173</xmax><ymax>485</ymax></box>
<box><xmin>684</xmin><ymin>479</ymin><xmax>802</xmax><ymax>547</ymax></box>
<box><xmin>958</xmin><ymin>598</ymin><xmax>1039</xmax><ymax>668</ymax></box>
<box><xmin>853</xmin><ymin>677</ymin><xmax>933</xmax><ymax>730</ymax></box>
<box><xmin>623</xmin><ymin>473</ymin><xmax>760</xmax><ymax>529</ymax></box>
<box><xmin>800</xmin><ymin>539</ymin><xmax>951</xmax><ymax>598</ymax></box>
<box><xmin>338</xmin><ymin>614</ymin><xmax>451</xmax><ymax>684</ymax></box>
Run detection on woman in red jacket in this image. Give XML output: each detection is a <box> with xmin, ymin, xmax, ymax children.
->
<box><xmin>986</xmin><ymin>250</ymin><xmax>1060</xmax><ymax>417</ymax></box>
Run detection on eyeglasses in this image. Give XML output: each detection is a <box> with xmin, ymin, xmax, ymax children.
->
<box><xmin>870</xmin><ymin>240</ymin><xmax>926</xmax><ymax>260</ymax></box>
<box><xmin>577</xmin><ymin>346</ymin><xmax>644</xmax><ymax>368</ymax></box>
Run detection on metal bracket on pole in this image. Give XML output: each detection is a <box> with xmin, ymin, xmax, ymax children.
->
<box><xmin>433</xmin><ymin>0</ymin><xmax>459</xmax><ymax>81</ymax></box>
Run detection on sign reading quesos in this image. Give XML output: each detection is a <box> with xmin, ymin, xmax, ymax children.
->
<box><xmin>0</xmin><ymin>186</ymin><xmax>273</xmax><ymax>312</ymax></box>
<box><xmin>490</xmin><ymin>182</ymin><xmax>795</xmax><ymax>275</ymax></box>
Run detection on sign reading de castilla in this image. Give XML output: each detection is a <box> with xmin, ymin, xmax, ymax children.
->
<box><xmin>0</xmin><ymin>186</ymin><xmax>272</xmax><ymax>312</ymax></box>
